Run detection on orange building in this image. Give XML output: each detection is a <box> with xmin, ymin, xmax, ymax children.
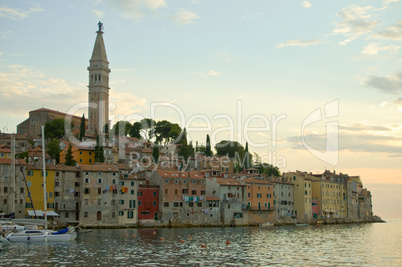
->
<box><xmin>59</xmin><ymin>144</ymin><xmax>95</xmax><ymax>165</ymax></box>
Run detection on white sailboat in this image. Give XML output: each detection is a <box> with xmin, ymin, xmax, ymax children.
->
<box><xmin>6</xmin><ymin>126</ymin><xmax>77</xmax><ymax>243</ymax></box>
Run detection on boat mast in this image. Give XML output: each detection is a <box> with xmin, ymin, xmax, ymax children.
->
<box><xmin>11</xmin><ymin>133</ymin><xmax>15</xmax><ymax>216</ymax></box>
<box><xmin>41</xmin><ymin>126</ymin><xmax>47</xmax><ymax>230</ymax></box>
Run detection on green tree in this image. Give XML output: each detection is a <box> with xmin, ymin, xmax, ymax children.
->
<box><xmin>79</xmin><ymin>114</ymin><xmax>86</xmax><ymax>141</ymax></box>
<box><xmin>17</xmin><ymin>151</ymin><xmax>29</xmax><ymax>163</ymax></box>
<box><xmin>215</xmin><ymin>140</ymin><xmax>245</xmax><ymax>172</ymax></box>
<box><xmin>44</xmin><ymin>119</ymin><xmax>65</xmax><ymax>140</ymax></box>
<box><xmin>152</xmin><ymin>145</ymin><xmax>160</xmax><ymax>164</ymax></box>
<box><xmin>178</xmin><ymin>128</ymin><xmax>194</xmax><ymax>160</ymax></box>
<box><xmin>205</xmin><ymin>134</ymin><xmax>212</xmax><ymax>157</ymax></box>
<box><xmin>47</xmin><ymin>139</ymin><xmax>61</xmax><ymax>164</ymax></box>
<box><xmin>112</xmin><ymin>121</ymin><xmax>132</xmax><ymax>136</ymax></box>
<box><xmin>140</xmin><ymin>118</ymin><xmax>156</xmax><ymax>141</ymax></box>
<box><xmin>129</xmin><ymin>122</ymin><xmax>142</xmax><ymax>139</ymax></box>
<box><xmin>244</xmin><ymin>142</ymin><xmax>251</xmax><ymax>170</ymax></box>
<box><xmin>65</xmin><ymin>144</ymin><xmax>76</xmax><ymax>166</ymax></box>
<box><xmin>95</xmin><ymin>135</ymin><xmax>105</xmax><ymax>163</ymax></box>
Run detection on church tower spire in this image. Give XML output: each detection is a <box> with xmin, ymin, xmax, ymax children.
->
<box><xmin>87</xmin><ymin>21</ymin><xmax>110</xmax><ymax>136</ymax></box>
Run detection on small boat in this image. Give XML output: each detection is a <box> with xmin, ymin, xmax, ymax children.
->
<box><xmin>0</xmin><ymin>220</ymin><xmax>24</xmax><ymax>232</ymax></box>
<box><xmin>6</xmin><ymin>226</ymin><xmax>77</xmax><ymax>242</ymax></box>
<box><xmin>0</xmin><ymin>236</ymin><xmax>11</xmax><ymax>248</ymax></box>
<box><xmin>295</xmin><ymin>223</ymin><xmax>309</xmax><ymax>227</ymax></box>
<box><xmin>260</xmin><ymin>222</ymin><xmax>274</xmax><ymax>227</ymax></box>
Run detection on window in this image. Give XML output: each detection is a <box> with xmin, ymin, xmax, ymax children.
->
<box><xmin>119</xmin><ymin>200</ymin><xmax>124</xmax><ymax>205</ymax></box>
<box><xmin>79</xmin><ymin>159</ymin><xmax>82</xmax><ymax>163</ymax></box>
<box><xmin>138</xmin><ymin>201</ymin><xmax>141</xmax><ymax>206</ymax></box>
<box><xmin>80</xmin><ymin>151</ymin><xmax>83</xmax><ymax>155</ymax></box>
<box><xmin>97</xmin><ymin>199</ymin><xmax>101</xmax><ymax>205</ymax></box>
<box><xmin>127</xmin><ymin>211</ymin><xmax>134</xmax><ymax>219</ymax></box>
<box><xmin>55</xmin><ymin>172</ymin><xmax>60</xmax><ymax>177</ymax></box>
<box><xmin>129</xmin><ymin>200</ymin><xmax>135</xmax><ymax>208</ymax></box>
<box><xmin>164</xmin><ymin>202</ymin><xmax>169</xmax><ymax>207</ymax></box>
<box><xmin>257</xmin><ymin>193</ymin><xmax>262</xmax><ymax>198</ymax></box>
<box><xmin>201</xmin><ymin>190</ymin><xmax>205</xmax><ymax>195</ymax></box>
<box><xmin>165</xmin><ymin>189</ymin><xmax>168</xmax><ymax>194</ymax></box>
<box><xmin>131</xmin><ymin>181</ymin><xmax>135</xmax><ymax>186</ymax></box>
<box><xmin>84</xmin><ymin>212</ymin><xmax>88</xmax><ymax>218</ymax></box>
<box><xmin>98</xmin><ymin>188</ymin><xmax>102</xmax><ymax>194</ymax></box>
<box><xmin>84</xmin><ymin>188</ymin><xmax>90</xmax><ymax>194</ymax></box>
<box><xmin>89</xmin><ymin>152</ymin><xmax>92</xmax><ymax>156</ymax></box>
<box><xmin>131</xmin><ymin>190</ymin><xmax>135</xmax><ymax>195</ymax></box>
<box><xmin>153</xmin><ymin>191</ymin><xmax>157</xmax><ymax>197</ymax></box>
<box><xmin>192</xmin><ymin>190</ymin><xmax>197</xmax><ymax>195</ymax></box>
<box><xmin>248</xmin><ymin>193</ymin><xmax>251</xmax><ymax>198</ymax></box>
<box><xmin>175</xmin><ymin>189</ymin><xmax>178</xmax><ymax>194</ymax></box>
<box><xmin>120</xmin><ymin>181</ymin><xmax>125</xmax><ymax>186</ymax></box>
<box><xmin>85</xmin><ymin>178</ymin><xmax>90</xmax><ymax>183</ymax></box>
<box><xmin>55</xmin><ymin>191</ymin><xmax>60</xmax><ymax>197</ymax></box>
<box><xmin>174</xmin><ymin>180</ymin><xmax>178</xmax><ymax>184</ymax></box>
<box><xmin>153</xmin><ymin>201</ymin><xmax>157</xmax><ymax>206</ymax></box>
<box><xmin>20</xmin><ymin>187</ymin><xmax>24</xmax><ymax>193</ymax></box>
<box><xmin>192</xmin><ymin>181</ymin><xmax>196</xmax><ymax>184</ymax></box>
<box><xmin>119</xmin><ymin>211</ymin><xmax>124</xmax><ymax>216</ymax></box>
<box><xmin>174</xmin><ymin>202</ymin><xmax>179</xmax><ymax>207</ymax></box>
<box><xmin>189</xmin><ymin>202</ymin><xmax>193</xmax><ymax>207</ymax></box>
<box><xmin>84</xmin><ymin>199</ymin><xmax>89</xmax><ymax>205</ymax></box>
<box><xmin>197</xmin><ymin>202</ymin><xmax>202</xmax><ymax>207</ymax></box>
<box><xmin>97</xmin><ymin>178</ymin><xmax>102</xmax><ymax>184</ymax></box>
<box><xmin>137</xmin><ymin>191</ymin><xmax>142</xmax><ymax>196</ymax></box>
<box><xmin>182</xmin><ymin>188</ymin><xmax>188</xmax><ymax>194</ymax></box>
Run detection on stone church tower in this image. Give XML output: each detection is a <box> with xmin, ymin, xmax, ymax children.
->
<box><xmin>87</xmin><ymin>21</ymin><xmax>110</xmax><ymax>136</ymax></box>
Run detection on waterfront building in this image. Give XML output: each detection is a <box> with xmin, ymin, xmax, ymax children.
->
<box><xmin>206</xmin><ymin>177</ymin><xmax>248</xmax><ymax>226</ymax></box>
<box><xmin>0</xmin><ymin>158</ymin><xmax>26</xmax><ymax>218</ymax></box>
<box><xmin>118</xmin><ymin>173</ymin><xmax>142</xmax><ymax>226</ymax></box>
<box><xmin>79</xmin><ymin>164</ymin><xmax>119</xmax><ymax>227</ymax></box>
<box><xmin>138</xmin><ymin>180</ymin><xmax>160</xmax><ymax>224</ymax></box>
<box><xmin>150</xmin><ymin>171</ymin><xmax>208</xmax><ymax>226</ymax></box>
<box><xmin>198</xmin><ymin>155</ymin><xmax>233</xmax><ymax>176</ymax></box>
<box><xmin>243</xmin><ymin>177</ymin><xmax>275</xmax><ymax>225</ymax></box>
<box><xmin>272</xmin><ymin>177</ymin><xmax>294</xmax><ymax>218</ymax></box>
<box><xmin>312</xmin><ymin>178</ymin><xmax>343</xmax><ymax>218</ymax></box>
<box><xmin>53</xmin><ymin>165</ymin><xmax>81</xmax><ymax>225</ymax></box>
<box><xmin>25</xmin><ymin>164</ymin><xmax>58</xmax><ymax>221</ymax></box>
<box><xmin>283</xmin><ymin>171</ymin><xmax>313</xmax><ymax>222</ymax></box>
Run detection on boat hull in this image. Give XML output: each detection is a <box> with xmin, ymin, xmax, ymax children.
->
<box><xmin>6</xmin><ymin>229</ymin><xmax>77</xmax><ymax>242</ymax></box>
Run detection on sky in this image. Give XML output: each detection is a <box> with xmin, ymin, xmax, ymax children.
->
<box><xmin>0</xmin><ymin>0</ymin><xmax>401</xmax><ymax>218</ymax></box>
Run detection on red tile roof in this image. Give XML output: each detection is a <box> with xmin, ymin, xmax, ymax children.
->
<box><xmin>208</xmin><ymin>177</ymin><xmax>245</xmax><ymax>186</ymax></box>
<box><xmin>157</xmin><ymin>171</ymin><xmax>205</xmax><ymax>179</ymax></box>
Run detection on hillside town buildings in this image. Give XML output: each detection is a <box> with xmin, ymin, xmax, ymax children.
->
<box><xmin>0</xmin><ymin>22</ymin><xmax>379</xmax><ymax>227</ymax></box>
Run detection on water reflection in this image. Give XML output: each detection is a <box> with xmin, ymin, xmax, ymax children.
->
<box><xmin>1</xmin><ymin>220</ymin><xmax>401</xmax><ymax>266</ymax></box>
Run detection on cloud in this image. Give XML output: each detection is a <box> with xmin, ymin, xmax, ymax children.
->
<box><xmin>0</xmin><ymin>31</ymin><xmax>12</xmax><ymax>38</ymax></box>
<box><xmin>92</xmin><ymin>9</ymin><xmax>104</xmax><ymax>18</ymax></box>
<box><xmin>0</xmin><ymin>4</ymin><xmax>42</xmax><ymax>20</ymax></box>
<box><xmin>287</xmin><ymin>123</ymin><xmax>402</xmax><ymax>156</ymax></box>
<box><xmin>171</xmin><ymin>9</ymin><xmax>198</xmax><ymax>24</ymax></box>
<box><xmin>371</xmin><ymin>19</ymin><xmax>402</xmax><ymax>40</ymax></box>
<box><xmin>0</xmin><ymin>64</ymin><xmax>147</xmax><ymax>120</ymax></box>
<box><xmin>382</xmin><ymin>0</ymin><xmax>400</xmax><ymax>9</ymax></box>
<box><xmin>108</xmin><ymin>0</ymin><xmax>166</xmax><ymax>21</ymax></box>
<box><xmin>302</xmin><ymin>1</ymin><xmax>312</xmax><ymax>8</ymax></box>
<box><xmin>361</xmin><ymin>42</ymin><xmax>400</xmax><ymax>55</ymax></box>
<box><xmin>382</xmin><ymin>97</ymin><xmax>402</xmax><ymax>111</ymax></box>
<box><xmin>276</xmin><ymin>39</ymin><xmax>325</xmax><ymax>49</ymax></box>
<box><xmin>191</xmin><ymin>70</ymin><xmax>221</xmax><ymax>78</ymax></box>
<box><xmin>333</xmin><ymin>5</ymin><xmax>378</xmax><ymax>45</ymax></box>
<box><xmin>363</xmin><ymin>72</ymin><xmax>402</xmax><ymax>94</ymax></box>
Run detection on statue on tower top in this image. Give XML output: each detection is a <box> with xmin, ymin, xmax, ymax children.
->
<box><xmin>98</xmin><ymin>21</ymin><xmax>103</xmax><ymax>32</ymax></box>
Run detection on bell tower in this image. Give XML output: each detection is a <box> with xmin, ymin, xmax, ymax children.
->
<box><xmin>87</xmin><ymin>21</ymin><xmax>110</xmax><ymax>136</ymax></box>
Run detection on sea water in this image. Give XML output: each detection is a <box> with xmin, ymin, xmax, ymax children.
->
<box><xmin>1</xmin><ymin>219</ymin><xmax>401</xmax><ymax>266</ymax></box>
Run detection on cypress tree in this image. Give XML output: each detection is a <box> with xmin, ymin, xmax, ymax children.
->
<box><xmin>79</xmin><ymin>114</ymin><xmax>85</xmax><ymax>141</ymax></box>
<box><xmin>206</xmin><ymin>134</ymin><xmax>212</xmax><ymax>157</ymax></box>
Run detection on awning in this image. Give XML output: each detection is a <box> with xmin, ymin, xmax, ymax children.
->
<box><xmin>26</xmin><ymin>210</ymin><xmax>59</xmax><ymax>217</ymax></box>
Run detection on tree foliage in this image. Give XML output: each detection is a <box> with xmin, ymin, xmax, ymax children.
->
<box><xmin>65</xmin><ymin>144</ymin><xmax>76</xmax><ymax>166</ymax></box>
<box><xmin>154</xmin><ymin>120</ymin><xmax>182</xmax><ymax>145</ymax></box>
<box><xmin>129</xmin><ymin>122</ymin><xmax>142</xmax><ymax>139</ymax></box>
<box><xmin>152</xmin><ymin>145</ymin><xmax>160</xmax><ymax>164</ymax></box>
<box><xmin>178</xmin><ymin>128</ymin><xmax>194</xmax><ymax>160</ymax></box>
<box><xmin>112</xmin><ymin>121</ymin><xmax>132</xmax><ymax>136</ymax></box>
<box><xmin>44</xmin><ymin>119</ymin><xmax>65</xmax><ymax>140</ymax></box>
<box><xmin>47</xmin><ymin>139</ymin><xmax>61</xmax><ymax>164</ymax></box>
<box><xmin>205</xmin><ymin>134</ymin><xmax>212</xmax><ymax>157</ymax></box>
<box><xmin>95</xmin><ymin>135</ymin><xmax>105</xmax><ymax>163</ymax></box>
<box><xmin>255</xmin><ymin>163</ymin><xmax>280</xmax><ymax>177</ymax></box>
<box><xmin>79</xmin><ymin>114</ymin><xmax>86</xmax><ymax>141</ymax></box>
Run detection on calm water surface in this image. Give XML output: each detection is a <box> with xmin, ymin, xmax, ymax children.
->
<box><xmin>1</xmin><ymin>219</ymin><xmax>401</xmax><ymax>266</ymax></box>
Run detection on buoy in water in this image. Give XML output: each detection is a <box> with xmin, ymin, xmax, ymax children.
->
<box><xmin>179</xmin><ymin>238</ymin><xmax>185</xmax><ymax>243</ymax></box>
<box><xmin>226</xmin><ymin>240</ymin><xmax>231</xmax><ymax>245</ymax></box>
<box><xmin>188</xmin><ymin>235</ymin><xmax>192</xmax><ymax>240</ymax></box>
<box><xmin>160</xmin><ymin>237</ymin><xmax>164</xmax><ymax>241</ymax></box>
<box><xmin>201</xmin><ymin>244</ymin><xmax>207</xmax><ymax>248</ymax></box>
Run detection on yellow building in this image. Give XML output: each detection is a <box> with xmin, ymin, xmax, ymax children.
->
<box><xmin>25</xmin><ymin>164</ymin><xmax>58</xmax><ymax>219</ymax></box>
<box><xmin>59</xmin><ymin>144</ymin><xmax>95</xmax><ymax>165</ymax></box>
<box><xmin>0</xmin><ymin>146</ymin><xmax>11</xmax><ymax>159</ymax></box>
<box><xmin>312</xmin><ymin>178</ymin><xmax>344</xmax><ymax>218</ymax></box>
<box><xmin>284</xmin><ymin>171</ymin><xmax>313</xmax><ymax>222</ymax></box>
